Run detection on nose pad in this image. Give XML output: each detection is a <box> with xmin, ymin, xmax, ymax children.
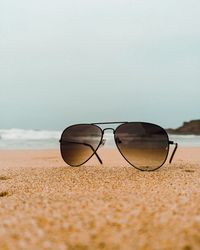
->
<box><xmin>115</xmin><ymin>136</ymin><xmax>122</xmax><ymax>144</ymax></box>
<box><xmin>100</xmin><ymin>139</ymin><xmax>106</xmax><ymax>147</ymax></box>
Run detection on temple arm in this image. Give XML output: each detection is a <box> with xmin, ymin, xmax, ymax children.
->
<box><xmin>59</xmin><ymin>140</ymin><xmax>103</xmax><ymax>164</ymax></box>
<box><xmin>169</xmin><ymin>141</ymin><xmax>178</xmax><ymax>163</ymax></box>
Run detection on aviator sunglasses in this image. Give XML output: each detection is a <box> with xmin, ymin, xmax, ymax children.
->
<box><xmin>59</xmin><ymin>122</ymin><xmax>178</xmax><ymax>171</ymax></box>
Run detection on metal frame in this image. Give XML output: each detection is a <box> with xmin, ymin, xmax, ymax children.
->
<box><xmin>60</xmin><ymin>121</ymin><xmax>178</xmax><ymax>171</ymax></box>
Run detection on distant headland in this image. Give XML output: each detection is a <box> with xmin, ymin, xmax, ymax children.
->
<box><xmin>167</xmin><ymin>119</ymin><xmax>200</xmax><ymax>135</ymax></box>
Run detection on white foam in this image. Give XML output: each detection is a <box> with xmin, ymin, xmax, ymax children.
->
<box><xmin>169</xmin><ymin>134</ymin><xmax>200</xmax><ymax>146</ymax></box>
<box><xmin>0</xmin><ymin>129</ymin><xmax>61</xmax><ymax>140</ymax></box>
<box><xmin>0</xmin><ymin>129</ymin><xmax>199</xmax><ymax>149</ymax></box>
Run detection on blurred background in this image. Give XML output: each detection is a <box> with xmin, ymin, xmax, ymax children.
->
<box><xmin>1</xmin><ymin>0</ymin><xmax>199</xmax><ymax>148</ymax></box>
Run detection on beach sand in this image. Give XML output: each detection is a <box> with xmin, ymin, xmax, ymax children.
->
<box><xmin>0</xmin><ymin>147</ymin><xmax>200</xmax><ymax>250</ymax></box>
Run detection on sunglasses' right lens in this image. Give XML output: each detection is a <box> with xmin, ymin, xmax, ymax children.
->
<box><xmin>60</xmin><ymin>124</ymin><xmax>102</xmax><ymax>166</ymax></box>
<box><xmin>115</xmin><ymin>122</ymin><xmax>169</xmax><ymax>171</ymax></box>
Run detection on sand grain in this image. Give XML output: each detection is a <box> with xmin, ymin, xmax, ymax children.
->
<box><xmin>0</xmin><ymin>148</ymin><xmax>200</xmax><ymax>250</ymax></box>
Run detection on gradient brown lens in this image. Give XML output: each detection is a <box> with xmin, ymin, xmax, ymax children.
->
<box><xmin>115</xmin><ymin>122</ymin><xmax>169</xmax><ymax>171</ymax></box>
<box><xmin>60</xmin><ymin>124</ymin><xmax>102</xmax><ymax>166</ymax></box>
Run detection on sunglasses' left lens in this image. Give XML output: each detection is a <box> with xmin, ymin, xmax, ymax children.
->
<box><xmin>60</xmin><ymin>124</ymin><xmax>102</xmax><ymax>166</ymax></box>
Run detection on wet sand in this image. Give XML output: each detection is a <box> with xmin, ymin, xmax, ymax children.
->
<box><xmin>0</xmin><ymin>147</ymin><xmax>200</xmax><ymax>250</ymax></box>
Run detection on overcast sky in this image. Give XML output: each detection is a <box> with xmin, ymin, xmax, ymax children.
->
<box><xmin>0</xmin><ymin>0</ymin><xmax>200</xmax><ymax>129</ymax></box>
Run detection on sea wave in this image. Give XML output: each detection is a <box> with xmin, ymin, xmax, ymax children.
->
<box><xmin>0</xmin><ymin>129</ymin><xmax>61</xmax><ymax>140</ymax></box>
<box><xmin>169</xmin><ymin>134</ymin><xmax>200</xmax><ymax>146</ymax></box>
<box><xmin>0</xmin><ymin>129</ymin><xmax>199</xmax><ymax>149</ymax></box>
<box><xmin>169</xmin><ymin>134</ymin><xmax>200</xmax><ymax>139</ymax></box>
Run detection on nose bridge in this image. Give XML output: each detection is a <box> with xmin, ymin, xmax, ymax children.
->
<box><xmin>102</xmin><ymin>127</ymin><xmax>115</xmax><ymax>134</ymax></box>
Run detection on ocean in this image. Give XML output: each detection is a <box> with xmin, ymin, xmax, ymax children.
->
<box><xmin>0</xmin><ymin>129</ymin><xmax>200</xmax><ymax>149</ymax></box>
<box><xmin>0</xmin><ymin>129</ymin><xmax>61</xmax><ymax>149</ymax></box>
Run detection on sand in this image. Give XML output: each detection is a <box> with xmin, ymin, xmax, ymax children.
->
<box><xmin>0</xmin><ymin>147</ymin><xmax>200</xmax><ymax>250</ymax></box>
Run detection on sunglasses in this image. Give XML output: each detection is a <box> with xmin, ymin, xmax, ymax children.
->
<box><xmin>59</xmin><ymin>122</ymin><xmax>178</xmax><ymax>171</ymax></box>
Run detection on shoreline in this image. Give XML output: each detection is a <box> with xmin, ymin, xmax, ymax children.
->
<box><xmin>0</xmin><ymin>146</ymin><xmax>200</xmax><ymax>165</ymax></box>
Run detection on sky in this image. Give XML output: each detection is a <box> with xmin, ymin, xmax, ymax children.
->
<box><xmin>0</xmin><ymin>0</ymin><xmax>200</xmax><ymax>130</ymax></box>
